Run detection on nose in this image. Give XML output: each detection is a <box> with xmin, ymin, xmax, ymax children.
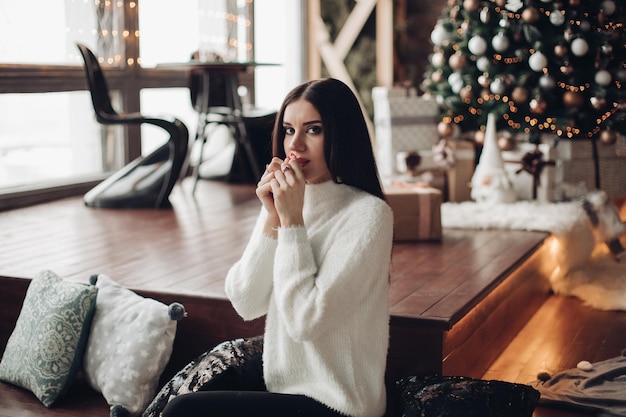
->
<box><xmin>287</xmin><ymin>130</ymin><xmax>306</xmax><ymax>152</ymax></box>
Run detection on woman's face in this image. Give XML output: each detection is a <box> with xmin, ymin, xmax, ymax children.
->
<box><xmin>282</xmin><ymin>99</ymin><xmax>332</xmax><ymax>184</ymax></box>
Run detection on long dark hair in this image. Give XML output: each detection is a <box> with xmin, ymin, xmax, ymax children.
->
<box><xmin>271</xmin><ymin>78</ymin><xmax>385</xmax><ymax>200</ymax></box>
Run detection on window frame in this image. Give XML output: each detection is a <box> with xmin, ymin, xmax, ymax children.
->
<box><xmin>0</xmin><ymin>1</ymin><xmax>189</xmax><ymax>210</ymax></box>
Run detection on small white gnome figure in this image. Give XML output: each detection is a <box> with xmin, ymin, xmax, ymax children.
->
<box><xmin>471</xmin><ymin>113</ymin><xmax>517</xmax><ymax>204</ymax></box>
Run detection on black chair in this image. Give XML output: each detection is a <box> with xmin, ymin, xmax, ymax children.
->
<box><xmin>76</xmin><ymin>43</ymin><xmax>189</xmax><ymax>209</ymax></box>
<box><xmin>186</xmin><ymin>63</ymin><xmax>275</xmax><ymax>193</ymax></box>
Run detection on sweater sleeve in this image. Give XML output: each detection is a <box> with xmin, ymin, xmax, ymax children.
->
<box><xmin>272</xmin><ymin>199</ymin><xmax>393</xmax><ymax>342</ymax></box>
<box><xmin>224</xmin><ymin>209</ymin><xmax>277</xmax><ymax>321</ymax></box>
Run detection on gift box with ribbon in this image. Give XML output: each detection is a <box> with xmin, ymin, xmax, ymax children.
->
<box><xmin>384</xmin><ymin>185</ymin><xmax>442</xmax><ymax>241</ymax></box>
<box><xmin>502</xmin><ymin>142</ymin><xmax>557</xmax><ymax>202</ymax></box>
<box><xmin>373</xmin><ymin>86</ymin><xmax>440</xmax><ymax>179</ymax></box>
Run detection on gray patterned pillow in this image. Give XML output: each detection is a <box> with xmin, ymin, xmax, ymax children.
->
<box><xmin>0</xmin><ymin>270</ymin><xmax>98</xmax><ymax>407</ymax></box>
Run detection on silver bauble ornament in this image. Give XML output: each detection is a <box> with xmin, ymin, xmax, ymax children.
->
<box><xmin>431</xmin><ymin>51</ymin><xmax>446</xmax><ymax>67</ymax></box>
<box><xmin>550</xmin><ymin>10</ymin><xmax>565</xmax><ymax>26</ymax></box>
<box><xmin>595</xmin><ymin>70</ymin><xmax>612</xmax><ymax>86</ymax></box>
<box><xmin>480</xmin><ymin>7</ymin><xmax>490</xmax><ymax>23</ymax></box>
<box><xmin>571</xmin><ymin>38</ymin><xmax>589</xmax><ymax>56</ymax></box>
<box><xmin>492</xmin><ymin>33</ymin><xmax>510</xmax><ymax>52</ymax></box>
<box><xmin>468</xmin><ymin>36</ymin><xmax>488</xmax><ymax>55</ymax></box>
<box><xmin>490</xmin><ymin>78</ymin><xmax>506</xmax><ymax>95</ymax></box>
<box><xmin>601</xmin><ymin>0</ymin><xmax>616</xmax><ymax>15</ymax></box>
<box><xmin>539</xmin><ymin>74</ymin><xmax>556</xmax><ymax>89</ymax></box>
<box><xmin>430</xmin><ymin>25</ymin><xmax>448</xmax><ymax>46</ymax></box>
<box><xmin>528</xmin><ymin>52</ymin><xmax>548</xmax><ymax>72</ymax></box>
<box><xmin>476</xmin><ymin>56</ymin><xmax>491</xmax><ymax>72</ymax></box>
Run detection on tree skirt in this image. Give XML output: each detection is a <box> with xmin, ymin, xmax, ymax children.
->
<box><xmin>441</xmin><ymin>201</ymin><xmax>626</xmax><ymax>311</ymax></box>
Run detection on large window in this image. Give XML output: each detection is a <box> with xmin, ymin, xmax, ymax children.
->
<box><xmin>0</xmin><ymin>0</ymin><xmax>302</xmax><ymax>210</ymax></box>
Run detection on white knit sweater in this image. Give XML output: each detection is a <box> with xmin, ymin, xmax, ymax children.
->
<box><xmin>225</xmin><ymin>181</ymin><xmax>393</xmax><ymax>417</ymax></box>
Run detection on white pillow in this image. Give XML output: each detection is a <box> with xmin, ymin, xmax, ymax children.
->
<box><xmin>82</xmin><ymin>274</ymin><xmax>184</xmax><ymax>416</ymax></box>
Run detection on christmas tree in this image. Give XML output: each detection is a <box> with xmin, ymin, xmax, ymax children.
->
<box><xmin>422</xmin><ymin>0</ymin><xmax>625</xmax><ymax>146</ymax></box>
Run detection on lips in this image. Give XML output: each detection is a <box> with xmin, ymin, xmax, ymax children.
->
<box><xmin>289</xmin><ymin>153</ymin><xmax>308</xmax><ymax>168</ymax></box>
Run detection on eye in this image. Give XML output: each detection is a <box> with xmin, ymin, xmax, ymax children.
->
<box><xmin>306</xmin><ymin>125</ymin><xmax>323</xmax><ymax>134</ymax></box>
<box><xmin>283</xmin><ymin>126</ymin><xmax>295</xmax><ymax>135</ymax></box>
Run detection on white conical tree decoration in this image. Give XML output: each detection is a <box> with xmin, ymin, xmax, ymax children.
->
<box><xmin>470</xmin><ymin>113</ymin><xmax>516</xmax><ymax>204</ymax></box>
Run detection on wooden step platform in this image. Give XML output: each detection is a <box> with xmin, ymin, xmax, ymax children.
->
<box><xmin>0</xmin><ymin>180</ymin><xmax>553</xmax><ymax>376</ymax></box>
<box><xmin>0</xmin><ymin>179</ymin><xmax>564</xmax><ymax>416</ymax></box>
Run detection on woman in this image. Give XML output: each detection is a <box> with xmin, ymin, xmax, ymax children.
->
<box><xmin>163</xmin><ymin>78</ymin><xmax>393</xmax><ymax>417</ymax></box>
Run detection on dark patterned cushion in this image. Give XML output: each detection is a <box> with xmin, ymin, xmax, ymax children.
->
<box><xmin>142</xmin><ymin>336</ymin><xmax>264</xmax><ymax>417</ymax></box>
<box><xmin>396</xmin><ymin>375</ymin><xmax>540</xmax><ymax>417</ymax></box>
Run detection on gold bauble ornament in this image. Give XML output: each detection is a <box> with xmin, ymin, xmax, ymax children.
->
<box><xmin>563</xmin><ymin>90</ymin><xmax>584</xmax><ymax>108</ymax></box>
<box><xmin>460</xmin><ymin>85</ymin><xmax>474</xmax><ymax>101</ymax></box>
<box><xmin>554</xmin><ymin>44</ymin><xmax>568</xmax><ymax>57</ymax></box>
<box><xmin>449</xmin><ymin>52</ymin><xmax>467</xmax><ymax>70</ymax></box>
<box><xmin>494</xmin><ymin>0</ymin><xmax>507</xmax><ymax>7</ymax></box>
<box><xmin>438</xmin><ymin>121</ymin><xmax>455</xmax><ymax>138</ymax></box>
<box><xmin>599</xmin><ymin>130</ymin><xmax>617</xmax><ymax>146</ymax></box>
<box><xmin>511</xmin><ymin>86</ymin><xmax>529</xmax><ymax>103</ymax></box>
<box><xmin>569</xmin><ymin>0</ymin><xmax>581</xmax><ymax>7</ymax></box>
<box><xmin>432</xmin><ymin>70</ymin><xmax>443</xmax><ymax>83</ymax></box>
<box><xmin>463</xmin><ymin>0</ymin><xmax>481</xmax><ymax>13</ymax></box>
<box><xmin>560</xmin><ymin>65</ymin><xmax>574</xmax><ymax>76</ymax></box>
<box><xmin>522</xmin><ymin>7</ymin><xmax>540</xmax><ymax>24</ymax></box>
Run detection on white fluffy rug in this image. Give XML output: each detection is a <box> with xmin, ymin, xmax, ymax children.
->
<box><xmin>442</xmin><ymin>201</ymin><xmax>626</xmax><ymax>311</ymax></box>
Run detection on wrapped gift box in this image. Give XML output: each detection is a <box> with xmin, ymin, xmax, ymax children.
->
<box><xmin>373</xmin><ymin>86</ymin><xmax>440</xmax><ymax>179</ymax></box>
<box><xmin>554</xmin><ymin>139</ymin><xmax>626</xmax><ymax>199</ymax></box>
<box><xmin>394</xmin><ymin>140</ymin><xmax>475</xmax><ymax>202</ymax></box>
<box><xmin>502</xmin><ymin>136</ymin><xmax>626</xmax><ymax>201</ymax></box>
<box><xmin>446</xmin><ymin>140</ymin><xmax>475</xmax><ymax>202</ymax></box>
<box><xmin>502</xmin><ymin>142</ymin><xmax>557</xmax><ymax>202</ymax></box>
<box><xmin>384</xmin><ymin>185</ymin><xmax>442</xmax><ymax>241</ymax></box>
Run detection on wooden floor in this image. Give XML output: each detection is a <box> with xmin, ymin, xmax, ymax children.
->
<box><xmin>1</xmin><ymin>178</ymin><xmax>625</xmax><ymax>417</ymax></box>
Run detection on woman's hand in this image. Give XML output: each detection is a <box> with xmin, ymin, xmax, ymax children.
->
<box><xmin>256</xmin><ymin>157</ymin><xmax>283</xmax><ymax>235</ymax></box>
<box><xmin>271</xmin><ymin>153</ymin><xmax>306</xmax><ymax>228</ymax></box>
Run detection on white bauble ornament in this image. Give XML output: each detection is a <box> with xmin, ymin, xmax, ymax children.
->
<box><xmin>430</xmin><ymin>25</ymin><xmax>448</xmax><ymax>46</ymax></box>
<box><xmin>448</xmin><ymin>72</ymin><xmax>464</xmax><ymax>93</ymax></box>
<box><xmin>476</xmin><ymin>56</ymin><xmax>491</xmax><ymax>72</ymax></box>
<box><xmin>595</xmin><ymin>70</ymin><xmax>612</xmax><ymax>86</ymax></box>
<box><xmin>505</xmin><ymin>0</ymin><xmax>523</xmax><ymax>12</ymax></box>
<box><xmin>478</xmin><ymin>74</ymin><xmax>491</xmax><ymax>87</ymax></box>
<box><xmin>468</xmin><ymin>36</ymin><xmax>488</xmax><ymax>55</ymax></box>
<box><xmin>490</xmin><ymin>78</ymin><xmax>506</xmax><ymax>95</ymax></box>
<box><xmin>451</xmin><ymin>80</ymin><xmax>464</xmax><ymax>94</ymax></box>
<box><xmin>539</xmin><ymin>74</ymin><xmax>556</xmax><ymax>89</ymax></box>
<box><xmin>431</xmin><ymin>51</ymin><xmax>446</xmax><ymax>67</ymax></box>
<box><xmin>601</xmin><ymin>0</ymin><xmax>616</xmax><ymax>15</ymax></box>
<box><xmin>492</xmin><ymin>33</ymin><xmax>510</xmax><ymax>52</ymax></box>
<box><xmin>528</xmin><ymin>52</ymin><xmax>548</xmax><ymax>72</ymax></box>
<box><xmin>550</xmin><ymin>10</ymin><xmax>565</xmax><ymax>26</ymax></box>
<box><xmin>448</xmin><ymin>71</ymin><xmax>462</xmax><ymax>86</ymax></box>
<box><xmin>571</xmin><ymin>38</ymin><xmax>589</xmax><ymax>56</ymax></box>
<box><xmin>480</xmin><ymin>7</ymin><xmax>490</xmax><ymax>23</ymax></box>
